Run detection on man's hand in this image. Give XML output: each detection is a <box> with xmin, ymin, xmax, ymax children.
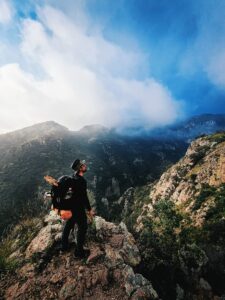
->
<box><xmin>88</xmin><ymin>208</ymin><xmax>95</xmax><ymax>217</ymax></box>
<box><xmin>87</xmin><ymin>208</ymin><xmax>95</xmax><ymax>222</ymax></box>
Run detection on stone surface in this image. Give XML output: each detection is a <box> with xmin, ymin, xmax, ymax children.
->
<box><xmin>2</xmin><ymin>213</ymin><xmax>158</xmax><ymax>300</ymax></box>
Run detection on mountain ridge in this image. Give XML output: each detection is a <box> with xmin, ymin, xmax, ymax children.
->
<box><xmin>1</xmin><ymin>113</ymin><xmax>225</xmax><ymax>140</ymax></box>
<box><xmin>0</xmin><ymin>119</ymin><xmax>188</xmax><ymax>236</ymax></box>
<box><xmin>119</xmin><ymin>130</ymin><xmax>225</xmax><ymax>299</ymax></box>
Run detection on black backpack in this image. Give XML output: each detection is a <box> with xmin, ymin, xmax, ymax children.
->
<box><xmin>50</xmin><ymin>175</ymin><xmax>73</xmax><ymax>211</ymax></box>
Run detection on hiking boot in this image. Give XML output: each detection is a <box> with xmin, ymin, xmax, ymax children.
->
<box><xmin>74</xmin><ymin>248</ymin><xmax>90</xmax><ymax>259</ymax></box>
<box><xmin>60</xmin><ymin>243</ymin><xmax>72</xmax><ymax>252</ymax></box>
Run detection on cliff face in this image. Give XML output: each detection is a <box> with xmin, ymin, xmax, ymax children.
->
<box><xmin>150</xmin><ymin>135</ymin><xmax>225</xmax><ymax>200</ymax></box>
<box><xmin>136</xmin><ymin>132</ymin><xmax>225</xmax><ymax>230</ymax></box>
<box><xmin>117</xmin><ymin>132</ymin><xmax>225</xmax><ymax>299</ymax></box>
<box><xmin>0</xmin><ymin>211</ymin><xmax>158</xmax><ymax>300</ymax></box>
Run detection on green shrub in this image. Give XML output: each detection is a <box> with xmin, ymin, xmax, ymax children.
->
<box><xmin>137</xmin><ymin>199</ymin><xmax>183</xmax><ymax>271</ymax></box>
<box><xmin>208</xmin><ymin>131</ymin><xmax>225</xmax><ymax>144</ymax></box>
<box><xmin>192</xmin><ymin>183</ymin><xmax>216</xmax><ymax>211</ymax></box>
<box><xmin>0</xmin><ymin>239</ymin><xmax>19</xmax><ymax>274</ymax></box>
<box><xmin>136</xmin><ymin>185</ymin><xmax>225</xmax><ymax>297</ymax></box>
<box><xmin>0</xmin><ymin>217</ymin><xmax>42</xmax><ymax>274</ymax></box>
<box><xmin>202</xmin><ymin>183</ymin><xmax>225</xmax><ymax>246</ymax></box>
<box><xmin>190</xmin><ymin>174</ymin><xmax>197</xmax><ymax>182</ymax></box>
<box><xmin>189</xmin><ymin>145</ymin><xmax>210</xmax><ymax>166</ymax></box>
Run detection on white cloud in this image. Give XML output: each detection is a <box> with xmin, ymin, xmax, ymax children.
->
<box><xmin>0</xmin><ymin>5</ymin><xmax>183</xmax><ymax>134</ymax></box>
<box><xmin>0</xmin><ymin>0</ymin><xmax>12</xmax><ymax>24</ymax></box>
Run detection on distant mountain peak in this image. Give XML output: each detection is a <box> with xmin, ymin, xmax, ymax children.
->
<box><xmin>145</xmin><ymin>113</ymin><xmax>225</xmax><ymax>142</ymax></box>
<box><xmin>0</xmin><ymin>120</ymin><xmax>69</xmax><ymax>137</ymax></box>
<box><xmin>21</xmin><ymin>120</ymin><xmax>69</xmax><ymax>133</ymax></box>
<box><xmin>0</xmin><ymin>120</ymin><xmax>70</xmax><ymax>147</ymax></box>
<box><xmin>78</xmin><ymin>124</ymin><xmax>109</xmax><ymax>135</ymax></box>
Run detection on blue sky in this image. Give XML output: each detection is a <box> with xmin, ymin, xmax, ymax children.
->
<box><xmin>0</xmin><ymin>0</ymin><xmax>224</xmax><ymax>133</ymax></box>
<box><xmin>85</xmin><ymin>0</ymin><xmax>225</xmax><ymax>113</ymax></box>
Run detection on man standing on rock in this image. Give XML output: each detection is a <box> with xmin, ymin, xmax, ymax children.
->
<box><xmin>61</xmin><ymin>159</ymin><xmax>95</xmax><ymax>258</ymax></box>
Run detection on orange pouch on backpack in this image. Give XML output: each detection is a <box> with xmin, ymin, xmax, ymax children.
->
<box><xmin>53</xmin><ymin>208</ymin><xmax>72</xmax><ymax>220</ymax></box>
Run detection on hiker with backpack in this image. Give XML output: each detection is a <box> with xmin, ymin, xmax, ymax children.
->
<box><xmin>61</xmin><ymin>159</ymin><xmax>95</xmax><ymax>258</ymax></box>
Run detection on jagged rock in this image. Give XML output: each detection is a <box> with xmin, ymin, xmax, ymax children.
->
<box><xmin>118</xmin><ymin>187</ymin><xmax>135</xmax><ymax>216</ymax></box>
<box><xmin>136</xmin><ymin>135</ymin><xmax>225</xmax><ymax>230</ymax></box>
<box><xmin>5</xmin><ymin>279</ymin><xmax>35</xmax><ymax>299</ymax></box>
<box><xmin>95</xmin><ymin>216</ymin><xmax>123</xmax><ymax>237</ymax></box>
<box><xmin>104</xmin><ymin>244</ymin><xmax>124</xmax><ymax>268</ymax></box>
<box><xmin>86</xmin><ymin>246</ymin><xmax>105</xmax><ymax>264</ymax></box>
<box><xmin>50</xmin><ymin>272</ymin><xmax>64</xmax><ymax>284</ymax></box>
<box><xmin>199</xmin><ymin>277</ymin><xmax>212</xmax><ymax>291</ymax></box>
<box><xmin>5</xmin><ymin>282</ymin><xmax>20</xmax><ymax>299</ymax></box>
<box><xmin>131</xmin><ymin>286</ymin><xmax>159</xmax><ymax>300</ymax></box>
<box><xmin>44</xmin><ymin>209</ymin><xmax>62</xmax><ymax>225</ymax></box>
<box><xmin>25</xmin><ymin>211</ymin><xmax>63</xmax><ymax>259</ymax></box>
<box><xmin>25</xmin><ymin>223</ymin><xmax>62</xmax><ymax>259</ymax></box>
<box><xmin>91</xmin><ymin>267</ymin><xmax>109</xmax><ymax>287</ymax></box>
<box><xmin>120</xmin><ymin>232</ymin><xmax>141</xmax><ymax>267</ymax></box>
<box><xmin>122</xmin><ymin>265</ymin><xmax>158</xmax><ymax>299</ymax></box>
<box><xmin>25</xmin><ymin>225</ymin><xmax>53</xmax><ymax>258</ymax></box>
<box><xmin>112</xmin><ymin>268</ymin><xmax>123</xmax><ymax>282</ymax></box>
<box><xmin>59</xmin><ymin>279</ymin><xmax>77</xmax><ymax>299</ymax></box>
<box><xmin>94</xmin><ymin>216</ymin><xmax>141</xmax><ymax>267</ymax></box>
<box><xmin>17</xmin><ymin>263</ymin><xmax>35</xmax><ymax>278</ymax></box>
<box><xmin>2</xmin><ymin>212</ymin><xmax>158</xmax><ymax>300</ymax></box>
<box><xmin>77</xmin><ymin>265</ymin><xmax>85</xmax><ymax>279</ymax></box>
<box><xmin>108</xmin><ymin>233</ymin><xmax>124</xmax><ymax>248</ymax></box>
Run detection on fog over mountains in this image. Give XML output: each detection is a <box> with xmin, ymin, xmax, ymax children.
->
<box><xmin>0</xmin><ymin>113</ymin><xmax>225</xmax><ymax>236</ymax></box>
<box><xmin>0</xmin><ymin>120</ymin><xmax>185</xmax><ymax>236</ymax></box>
<box><xmin>116</xmin><ymin>113</ymin><xmax>225</xmax><ymax>141</ymax></box>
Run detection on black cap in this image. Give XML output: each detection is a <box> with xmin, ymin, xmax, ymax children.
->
<box><xmin>71</xmin><ymin>159</ymin><xmax>86</xmax><ymax>171</ymax></box>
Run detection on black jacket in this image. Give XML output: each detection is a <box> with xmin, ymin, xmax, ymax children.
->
<box><xmin>70</xmin><ymin>173</ymin><xmax>91</xmax><ymax>211</ymax></box>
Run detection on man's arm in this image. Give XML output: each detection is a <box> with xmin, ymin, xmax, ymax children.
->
<box><xmin>83</xmin><ymin>180</ymin><xmax>91</xmax><ymax>211</ymax></box>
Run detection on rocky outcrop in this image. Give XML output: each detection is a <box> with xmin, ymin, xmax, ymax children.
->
<box><xmin>117</xmin><ymin>187</ymin><xmax>135</xmax><ymax>218</ymax></box>
<box><xmin>2</xmin><ymin>210</ymin><xmax>158</xmax><ymax>300</ymax></box>
<box><xmin>150</xmin><ymin>137</ymin><xmax>214</xmax><ymax>204</ymax></box>
<box><xmin>128</xmin><ymin>132</ymin><xmax>225</xmax><ymax>299</ymax></box>
<box><xmin>136</xmin><ymin>133</ymin><xmax>225</xmax><ymax>230</ymax></box>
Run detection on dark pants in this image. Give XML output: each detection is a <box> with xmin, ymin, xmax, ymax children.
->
<box><xmin>61</xmin><ymin>207</ymin><xmax>87</xmax><ymax>251</ymax></box>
